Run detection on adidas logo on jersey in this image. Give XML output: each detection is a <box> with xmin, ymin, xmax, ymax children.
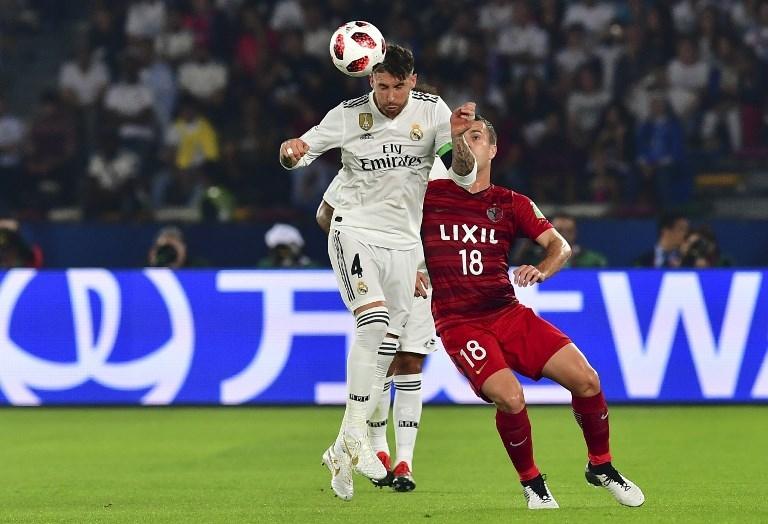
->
<box><xmin>359</xmin><ymin>133</ymin><xmax>374</xmax><ymax>140</ymax></box>
<box><xmin>439</xmin><ymin>224</ymin><xmax>499</xmax><ymax>245</ymax></box>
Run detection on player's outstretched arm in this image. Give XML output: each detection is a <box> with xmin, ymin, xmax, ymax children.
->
<box><xmin>449</xmin><ymin>102</ymin><xmax>477</xmax><ymax>177</ymax></box>
<box><xmin>279</xmin><ymin>138</ymin><xmax>310</xmax><ymax>169</ymax></box>
<box><xmin>513</xmin><ymin>229</ymin><xmax>572</xmax><ymax>287</ymax></box>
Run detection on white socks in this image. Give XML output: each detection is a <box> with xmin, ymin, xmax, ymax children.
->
<box><xmin>340</xmin><ymin>306</ymin><xmax>389</xmax><ymax>441</ymax></box>
<box><xmin>394</xmin><ymin>373</ymin><xmax>423</xmax><ymax>468</ymax></box>
<box><xmin>368</xmin><ymin>377</ymin><xmax>393</xmax><ymax>454</ymax></box>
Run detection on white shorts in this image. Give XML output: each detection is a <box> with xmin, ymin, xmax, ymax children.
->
<box><xmin>328</xmin><ymin>228</ymin><xmax>418</xmax><ymax>336</ymax></box>
<box><xmin>399</xmin><ymin>289</ymin><xmax>437</xmax><ymax>355</ymax></box>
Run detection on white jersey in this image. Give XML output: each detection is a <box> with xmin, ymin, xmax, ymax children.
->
<box><xmin>289</xmin><ymin>90</ymin><xmax>453</xmax><ymax>250</ymax></box>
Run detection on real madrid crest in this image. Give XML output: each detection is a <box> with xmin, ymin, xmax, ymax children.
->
<box><xmin>487</xmin><ymin>206</ymin><xmax>503</xmax><ymax>222</ymax></box>
<box><xmin>410</xmin><ymin>124</ymin><xmax>423</xmax><ymax>141</ymax></box>
<box><xmin>359</xmin><ymin>113</ymin><xmax>373</xmax><ymax>131</ymax></box>
<box><xmin>357</xmin><ymin>280</ymin><xmax>369</xmax><ymax>294</ymax></box>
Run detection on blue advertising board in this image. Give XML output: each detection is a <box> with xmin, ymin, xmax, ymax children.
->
<box><xmin>0</xmin><ymin>269</ymin><xmax>766</xmax><ymax>405</ymax></box>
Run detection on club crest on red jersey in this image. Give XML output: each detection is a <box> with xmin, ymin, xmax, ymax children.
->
<box><xmin>487</xmin><ymin>206</ymin><xmax>503</xmax><ymax>222</ymax></box>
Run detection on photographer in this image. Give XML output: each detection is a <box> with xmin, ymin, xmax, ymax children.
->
<box><xmin>0</xmin><ymin>219</ymin><xmax>41</xmax><ymax>269</ymax></box>
<box><xmin>257</xmin><ymin>223</ymin><xmax>316</xmax><ymax>268</ymax></box>
<box><xmin>147</xmin><ymin>226</ymin><xmax>188</xmax><ymax>268</ymax></box>
<box><xmin>680</xmin><ymin>226</ymin><xmax>732</xmax><ymax>268</ymax></box>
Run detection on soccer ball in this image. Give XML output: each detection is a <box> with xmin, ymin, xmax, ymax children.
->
<box><xmin>329</xmin><ymin>21</ymin><xmax>386</xmax><ymax>77</ymax></box>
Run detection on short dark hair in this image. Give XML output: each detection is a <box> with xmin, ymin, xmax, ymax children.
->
<box><xmin>413</xmin><ymin>83</ymin><xmax>439</xmax><ymax>95</ymax></box>
<box><xmin>658</xmin><ymin>212</ymin><xmax>686</xmax><ymax>234</ymax></box>
<box><xmin>474</xmin><ymin>114</ymin><xmax>497</xmax><ymax>145</ymax></box>
<box><xmin>372</xmin><ymin>43</ymin><xmax>414</xmax><ymax>80</ymax></box>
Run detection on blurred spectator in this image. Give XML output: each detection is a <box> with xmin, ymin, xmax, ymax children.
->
<box><xmin>234</xmin><ymin>5</ymin><xmax>275</xmax><ymax>78</ymax></box>
<box><xmin>743</xmin><ymin>1</ymin><xmax>768</xmax><ymax>61</ymax></box>
<box><xmin>183</xmin><ymin>0</ymin><xmax>229</xmax><ymax>57</ymax></box>
<box><xmin>177</xmin><ymin>42</ymin><xmax>228</xmax><ymax>119</ymax></box>
<box><xmin>635</xmin><ymin>95</ymin><xmax>688</xmax><ymax>208</ymax></box>
<box><xmin>702</xmin><ymin>35</ymin><xmax>742</xmax><ymax>153</ymax></box>
<box><xmin>24</xmin><ymin>91</ymin><xmax>78</xmax><ymax>212</ymax></box>
<box><xmin>562</xmin><ymin>0</ymin><xmax>615</xmax><ymax>39</ymax></box>
<box><xmin>644</xmin><ymin>5</ymin><xmax>676</xmax><ymax>66</ymax></box>
<box><xmin>437</xmin><ymin>12</ymin><xmax>475</xmax><ymax>62</ymax></box>
<box><xmin>634</xmin><ymin>212</ymin><xmax>689</xmax><ymax>267</ymax></box>
<box><xmin>512</xmin><ymin>74</ymin><xmax>556</xmax><ymax>146</ymax></box>
<box><xmin>147</xmin><ymin>225</ymin><xmax>187</xmax><ymax>268</ymax></box>
<box><xmin>0</xmin><ymin>219</ymin><xmax>40</xmax><ymax>268</ymax></box>
<box><xmin>567</xmin><ymin>65</ymin><xmax>611</xmax><ymax>149</ymax></box>
<box><xmin>136</xmin><ymin>38</ymin><xmax>177</xmax><ymax>131</ymax></box>
<box><xmin>88</xmin><ymin>5</ymin><xmax>124</xmax><ymax>77</ymax></box>
<box><xmin>58</xmin><ymin>42</ymin><xmax>110</xmax><ymax>154</ymax></box>
<box><xmin>103</xmin><ymin>57</ymin><xmax>156</xmax><ymax>164</ymax></box>
<box><xmin>496</xmin><ymin>0</ymin><xmax>549</xmax><ymax>79</ymax></box>
<box><xmin>613</xmin><ymin>24</ymin><xmax>652</xmax><ymax>100</ymax></box>
<box><xmin>125</xmin><ymin>0</ymin><xmax>166</xmax><ymax>40</ymax></box>
<box><xmin>58</xmin><ymin>43</ymin><xmax>110</xmax><ymax>111</ymax></box>
<box><xmin>302</xmin><ymin>4</ymin><xmax>332</xmax><ymax>60</ymax></box>
<box><xmin>258</xmin><ymin>223</ymin><xmax>316</xmax><ymax>268</ymax></box>
<box><xmin>555</xmin><ymin>24</ymin><xmax>593</xmax><ymax>88</ymax></box>
<box><xmin>479</xmin><ymin>0</ymin><xmax>515</xmax><ymax>35</ymax></box>
<box><xmin>0</xmin><ymin>95</ymin><xmax>25</xmax><ymax>214</ymax></box>
<box><xmin>155</xmin><ymin>6</ymin><xmax>195</xmax><ymax>65</ymax></box>
<box><xmin>553</xmin><ymin>213</ymin><xmax>608</xmax><ymax>267</ymax></box>
<box><xmin>525</xmin><ymin>111</ymin><xmax>580</xmax><ymax>204</ymax></box>
<box><xmin>680</xmin><ymin>225</ymin><xmax>733</xmax><ymax>267</ymax></box>
<box><xmin>590</xmin><ymin>102</ymin><xmax>634</xmax><ymax>202</ymax></box>
<box><xmin>154</xmin><ymin>97</ymin><xmax>219</xmax><ymax>208</ymax></box>
<box><xmin>83</xmin><ymin>129</ymin><xmax>142</xmax><ymax>220</ymax></box>
<box><xmin>269</xmin><ymin>0</ymin><xmax>304</xmax><ymax>32</ymax></box>
<box><xmin>666</xmin><ymin>37</ymin><xmax>710</xmax><ymax>119</ymax></box>
<box><xmin>512</xmin><ymin>213</ymin><xmax>608</xmax><ymax>267</ymax></box>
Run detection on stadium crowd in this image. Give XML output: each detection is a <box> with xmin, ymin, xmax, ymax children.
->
<box><xmin>0</xmin><ymin>1</ymin><xmax>761</xmax><ymax>262</ymax></box>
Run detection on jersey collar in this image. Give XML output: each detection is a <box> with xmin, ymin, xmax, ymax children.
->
<box><xmin>368</xmin><ymin>90</ymin><xmax>412</xmax><ymax>121</ymax></box>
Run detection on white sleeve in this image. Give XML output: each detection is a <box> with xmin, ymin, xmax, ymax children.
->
<box><xmin>281</xmin><ymin>103</ymin><xmax>344</xmax><ymax>170</ymax></box>
<box><xmin>434</xmin><ymin>97</ymin><xmax>453</xmax><ymax>157</ymax></box>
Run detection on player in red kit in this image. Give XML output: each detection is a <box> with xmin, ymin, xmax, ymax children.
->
<box><xmin>421</xmin><ymin>115</ymin><xmax>645</xmax><ymax>510</ymax></box>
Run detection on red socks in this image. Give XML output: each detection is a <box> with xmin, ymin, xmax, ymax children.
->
<box><xmin>495</xmin><ymin>408</ymin><xmax>539</xmax><ymax>481</ymax></box>
<box><xmin>571</xmin><ymin>391</ymin><xmax>612</xmax><ymax>465</ymax></box>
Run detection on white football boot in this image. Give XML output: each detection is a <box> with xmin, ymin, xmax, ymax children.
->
<box><xmin>585</xmin><ymin>463</ymin><xmax>645</xmax><ymax>507</ymax></box>
<box><xmin>521</xmin><ymin>475</ymin><xmax>560</xmax><ymax>509</ymax></box>
<box><xmin>341</xmin><ymin>431</ymin><xmax>387</xmax><ymax>481</ymax></box>
<box><xmin>321</xmin><ymin>442</ymin><xmax>353</xmax><ymax>501</ymax></box>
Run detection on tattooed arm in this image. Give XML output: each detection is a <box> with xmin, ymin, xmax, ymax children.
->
<box><xmin>449</xmin><ymin>102</ymin><xmax>477</xmax><ymax>176</ymax></box>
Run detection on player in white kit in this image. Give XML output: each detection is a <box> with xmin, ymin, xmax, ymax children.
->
<box><xmin>317</xmin><ymin>179</ymin><xmax>436</xmax><ymax>493</ymax></box>
<box><xmin>280</xmin><ymin>45</ymin><xmax>478</xmax><ymax>500</ymax></box>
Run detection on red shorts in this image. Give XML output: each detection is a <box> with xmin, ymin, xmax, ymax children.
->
<box><xmin>439</xmin><ymin>304</ymin><xmax>571</xmax><ymax>402</ymax></box>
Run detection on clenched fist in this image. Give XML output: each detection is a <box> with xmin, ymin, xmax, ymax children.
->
<box><xmin>280</xmin><ymin>139</ymin><xmax>310</xmax><ymax>167</ymax></box>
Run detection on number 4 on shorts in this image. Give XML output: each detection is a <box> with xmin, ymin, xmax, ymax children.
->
<box><xmin>350</xmin><ymin>254</ymin><xmax>363</xmax><ymax>278</ymax></box>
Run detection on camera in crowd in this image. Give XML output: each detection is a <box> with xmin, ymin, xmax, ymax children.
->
<box><xmin>148</xmin><ymin>226</ymin><xmax>187</xmax><ymax>268</ymax></box>
<box><xmin>680</xmin><ymin>227</ymin><xmax>720</xmax><ymax>268</ymax></box>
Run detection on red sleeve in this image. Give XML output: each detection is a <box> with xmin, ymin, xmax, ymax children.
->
<box><xmin>511</xmin><ymin>193</ymin><xmax>552</xmax><ymax>240</ymax></box>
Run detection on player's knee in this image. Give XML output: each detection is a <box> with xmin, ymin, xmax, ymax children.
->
<box><xmin>489</xmin><ymin>388</ymin><xmax>526</xmax><ymax>414</ymax></box>
<box><xmin>355</xmin><ymin>306</ymin><xmax>390</xmax><ymax>342</ymax></box>
<box><xmin>393</xmin><ymin>353</ymin><xmax>424</xmax><ymax>374</ymax></box>
<box><xmin>572</xmin><ymin>368</ymin><xmax>601</xmax><ymax>397</ymax></box>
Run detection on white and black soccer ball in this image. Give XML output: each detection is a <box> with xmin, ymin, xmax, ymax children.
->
<box><xmin>329</xmin><ymin>21</ymin><xmax>386</xmax><ymax>77</ymax></box>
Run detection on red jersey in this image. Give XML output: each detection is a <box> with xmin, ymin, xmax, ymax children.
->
<box><xmin>421</xmin><ymin>179</ymin><xmax>552</xmax><ymax>332</ymax></box>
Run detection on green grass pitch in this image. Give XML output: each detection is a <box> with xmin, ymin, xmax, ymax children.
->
<box><xmin>1</xmin><ymin>405</ymin><xmax>766</xmax><ymax>523</ymax></box>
